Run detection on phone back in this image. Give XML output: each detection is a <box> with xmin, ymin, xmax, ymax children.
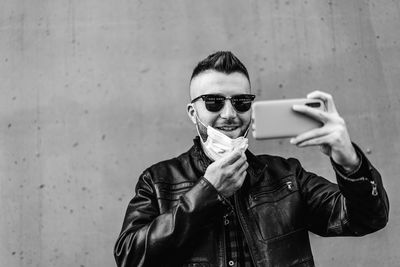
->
<box><xmin>251</xmin><ymin>98</ymin><xmax>324</xmax><ymax>140</ymax></box>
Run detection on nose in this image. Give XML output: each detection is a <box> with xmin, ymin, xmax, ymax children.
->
<box><xmin>220</xmin><ymin>99</ymin><xmax>237</xmax><ymax>119</ymax></box>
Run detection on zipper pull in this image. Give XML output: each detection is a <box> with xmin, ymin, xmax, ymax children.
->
<box><xmin>370</xmin><ymin>181</ymin><xmax>378</xmax><ymax>196</ymax></box>
<box><xmin>287</xmin><ymin>181</ymin><xmax>293</xmax><ymax>191</ymax></box>
<box><xmin>223</xmin><ymin>214</ymin><xmax>230</xmax><ymax>225</ymax></box>
<box><xmin>223</xmin><ymin>210</ymin><xmax>233</xmax><ymax>226</ymax></box>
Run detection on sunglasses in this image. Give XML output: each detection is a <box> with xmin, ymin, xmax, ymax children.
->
<box><xmin>191</xmin><ymin>94</ymin><xmax>256</xmax><ymax>112</ymax></box>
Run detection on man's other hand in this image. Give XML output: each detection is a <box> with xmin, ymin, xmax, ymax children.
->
<box><xmin>290</xmin><ymin>90</ymin><xmax>360</xmax><ymax>172</ymax></box>
<box><xmin>204</xmin><ymin>148</ymin><xmax>248</xmax><ymax>198</ymax></box>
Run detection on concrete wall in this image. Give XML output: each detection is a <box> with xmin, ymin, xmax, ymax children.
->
<box><xmin>1</xmin><ymin>0</ymin><xmax>399</xmax><ymax>266</ymax></box>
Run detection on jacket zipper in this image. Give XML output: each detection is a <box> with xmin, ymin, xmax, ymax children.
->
<box><xmin>251</xmin><ymin>181</ymin><xmax>294</xmax><ymax>200</ymax></box>
<box><xmin>234</xmin><ymin>192</ymin><xmax>257</xmax><ymax>267</ymax></box>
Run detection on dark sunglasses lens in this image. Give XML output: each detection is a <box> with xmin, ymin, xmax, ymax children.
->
<box><xmin>204</xmin><ymin>95</ymin><xmax>225</xmax><ymax>112</ymax></box>
<box><xmin>232</xmin><ymin>95</ymin><xmax>254</xmax><ymax>112</ymax></box>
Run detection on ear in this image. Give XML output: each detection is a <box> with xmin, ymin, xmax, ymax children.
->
<box><xmin>187</xmin><ymin>104</ymin><xmax>197</xmax><ymax>124</ymax></box>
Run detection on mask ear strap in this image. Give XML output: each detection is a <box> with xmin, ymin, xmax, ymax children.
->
<box><xmin>243</xmin><ymin>123</ymin><xmax>251</xmax><ymax>138</ymax></box>
<box><xmin>191</xmin><ymin>104</ymin><xmax>208</xmax><ymax>128</ymax></box>
<box><xmin>190</xmin><ymin>104</ymin><xmax>208</xmax><ymax>142</ymax></box>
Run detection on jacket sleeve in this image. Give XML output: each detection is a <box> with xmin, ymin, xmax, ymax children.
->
<box><xmin>114</xmin><ymin>170</ymin><xmax>228</xmax><ymax>267</ymax></box>
<box><xmin>294</xmin><ymin>143</ymin><xmax>389</xmax><ymax>237</ymax></box>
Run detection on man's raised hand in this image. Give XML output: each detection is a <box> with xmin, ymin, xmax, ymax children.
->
<box><xmin>290</xmin><ymin>90</ymin><xmax>359</xmax><ymax>172</ymax></box>
<box><xmin>204</xmin><ymin>148</ymin><xmax>249</xmax><ymax>197</ymax></box>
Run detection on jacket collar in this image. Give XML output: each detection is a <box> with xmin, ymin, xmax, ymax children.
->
<box><xmin>191</xmin><ymin>136</ymin><xmax>212</xmax><ymax>172</ymax></box>
<box><xmin>245</xmin><ymin>149</ymin><xmax>268</xmax><ymax>186</ymax></box>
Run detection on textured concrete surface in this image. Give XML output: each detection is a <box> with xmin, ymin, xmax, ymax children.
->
<box><xmin>1</xmin><ymin>0</ymin><xmax>399</xmax><ymax>266</ymax></box>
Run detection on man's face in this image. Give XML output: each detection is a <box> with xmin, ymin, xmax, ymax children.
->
<box><xmin>188</xmin><ymin>70</ymin><xmax>252</xmax><ymax>140</ymax></box>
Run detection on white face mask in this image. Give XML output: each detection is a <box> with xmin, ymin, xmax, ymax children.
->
<box><xmin>192</xmin><ymin>107</ymin><xmax>249</xmax><ymax>161</ymax></box>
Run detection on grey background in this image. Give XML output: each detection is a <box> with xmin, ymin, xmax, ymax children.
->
<box><xmin>1</xmin><ymin>0</ymin><xmax>399</xmax><ymax>266</ymax></box>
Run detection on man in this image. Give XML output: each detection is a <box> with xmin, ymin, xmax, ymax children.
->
<box><xmin>114</xmin><ymin>51</ymin><xmax>389</xmax><ymax>267</ymax></box>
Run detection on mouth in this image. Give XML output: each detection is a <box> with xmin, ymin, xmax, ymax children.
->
<box><xmin>215</xmin><ymin>126</ymin><xmax>241</xmax><ymax>137</ymax></box>
<box><xmin>216</xmin><ymin>125</ymin><xmax>240</xmax><ymax>131</ymax></box>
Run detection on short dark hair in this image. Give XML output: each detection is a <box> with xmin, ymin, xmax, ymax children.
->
<box><xmin>190</xmin><ymin>51</ymin><xmax>250</xmax><ymax>84</ymax></box>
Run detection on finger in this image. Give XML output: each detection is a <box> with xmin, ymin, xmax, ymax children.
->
<box><xmin>297</xmin><ymin>134</ymin><xmax>334</xmax><ymax>147</ymax></box>
<box><xmin>233</xmin><ymin>160</ymin><xmax>248</xmax><ymax>173</ymax></box>
<box><xmin>236</xmin><ymin>171</ymin><xmax>247</xmax><ymax>188</ymax></box>
<box><xmin>292</xmin><ymin>104</ymin><xmax>331</xmax><ymax>123</ymax></box>
<box><xmin>290</xmin><ymin>126</ymin><xmax>331</xmax><ymax>145</ymax></box>
<box><xmin>220</xmin><ymin>148</ymin><xmax>243</xmax><ymax>166</ymax></box>
<box><xmin>306</xmin><ymin>90</ymin><xmax>338</xmax><ymax>113</ymax></box>
<box><xmin>235</xmin><ymin>164</ymin><xmax>248</xmax><ymax>186</ymax></box>
<box><xmin>230</xmin><ymin>154</ymin><xmax>247</xmax><ymax>172</ymax></box>
<box><xmin>237</xmin><ymin>161</ymin><xmax>249</xmax><ymax>175</ymax></box>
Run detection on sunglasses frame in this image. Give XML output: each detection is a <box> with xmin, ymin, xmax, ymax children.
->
<box><xmin>191</xmin><ymin>94</ymin><xmax>256</xmax><ymax>113</ymax></box>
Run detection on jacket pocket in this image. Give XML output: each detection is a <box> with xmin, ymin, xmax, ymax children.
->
<box><xmin>248</xmin><ymin>176</ymin><xmax>305</xmax><ymax>241</ymax></box>
<box><xmin>258</xmin><ymin>228</ymin><xmax>314</xmax><ymax>266</ymax></box>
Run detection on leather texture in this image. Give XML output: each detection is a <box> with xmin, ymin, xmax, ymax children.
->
<box><xmin>114</xmin><ymin>137</ymin><xmax>389</xmax><ymax>267</ymax></box>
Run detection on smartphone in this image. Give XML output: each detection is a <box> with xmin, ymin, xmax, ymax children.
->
<box><xmin>251</xmin><ymin>98</ymin><xmax>324</xmax><ymax>140</ymax></box>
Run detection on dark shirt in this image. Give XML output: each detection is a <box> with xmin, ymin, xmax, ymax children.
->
<box><xmin>224</xmin><ymin>198</ymin><xmax>254</xmax><ymax>267</ymax></box>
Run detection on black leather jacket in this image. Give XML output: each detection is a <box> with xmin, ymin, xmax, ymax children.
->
<box><xmin>114</xmin><ymin>138</ymin><xmax>389</xmax><ymax>267</ymax></box>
